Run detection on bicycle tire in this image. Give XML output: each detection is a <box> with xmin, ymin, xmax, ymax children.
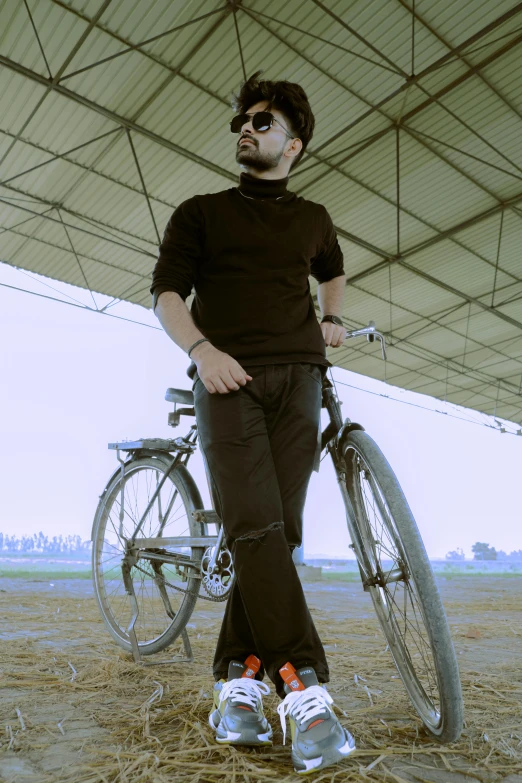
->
<box><xmin>92</xmin><ymin>454</ymin><xmax>205</xmax><ymax>655</ymax></box>
<box><xmin>341</xmin><ymin>430</ymin><xmax>463</xmax><ymax>743</ymax></box>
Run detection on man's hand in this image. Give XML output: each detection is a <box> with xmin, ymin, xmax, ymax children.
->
<box><xmin>320</xmin><ymin>321</ymin><xmax>346</xmax><ymax>348</ymax></box>
<box><xmin>191</xmin><ymin>342</ymin><xmax>253</xmax><ymax>394</ymax></box>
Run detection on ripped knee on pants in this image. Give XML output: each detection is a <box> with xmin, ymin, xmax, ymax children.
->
<box><xmin>234</xmin><ymin>520</ymin><xmax>284</xmax><ymax>543</ymax></box>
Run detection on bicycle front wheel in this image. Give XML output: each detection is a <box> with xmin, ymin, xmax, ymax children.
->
<box><xmin>92</xmin><ymin>454</ymin><xmax>205</xmax><ymax>655</ymax></box>
<box><xmin>342</xmin><ymin>430</ymin><xmax>463</xmax><ymax>743</ymax></box>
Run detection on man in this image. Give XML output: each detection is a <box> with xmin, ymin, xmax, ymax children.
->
<box><xmin>151</xmin><ymin>71</ymin><xmax>355</xmax><ymax>775</ymax></box>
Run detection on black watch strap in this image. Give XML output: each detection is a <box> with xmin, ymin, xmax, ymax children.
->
<box><xmin>321</xmin><ymin>314</ymin><xmax>343</xmax><ymax>326</ymax></box>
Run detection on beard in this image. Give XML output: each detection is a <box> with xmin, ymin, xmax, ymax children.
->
<box><xmin>235</xmin><ymin>141</ymin><xmax>285</xmax><ymax>172</ymax></box>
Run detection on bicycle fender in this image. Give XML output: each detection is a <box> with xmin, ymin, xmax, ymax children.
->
<box><xmin>174</xmin><ymin>463</ymin><xmax>206</xmax><ymax>522</ymax></box>
<box><xmin>337</xmin><ymin>420</ymin><xmax>365</xmax><ymax>454</ymax></box>
<box><xmin>91</xmin><ymin>462</ymin><xmax>129</xmax><ymax>541</ymax></box>
<box><xmin>90</xmin><ymin>454</ymin><xmax>166</xmax><ymax>541</ymax></box>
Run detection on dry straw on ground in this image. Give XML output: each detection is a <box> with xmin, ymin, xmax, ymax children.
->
<box><xmin>0</xmin><ymin>576</ymin><xmax>521</xmax><ymax>782</ymax></box>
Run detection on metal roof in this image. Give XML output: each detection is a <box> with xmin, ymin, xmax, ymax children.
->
<box><xmin>1</xmin><ymin>0</ymin><xmax>521</xmax><ymax>423</ymax></box>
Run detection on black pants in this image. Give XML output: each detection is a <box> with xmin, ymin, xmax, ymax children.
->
<box><xmin>192</xmin><ymin>362</ymin><xmax>329</xmax><ymax>698</ymax></box>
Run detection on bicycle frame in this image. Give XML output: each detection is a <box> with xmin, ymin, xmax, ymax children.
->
<box><xmin>107</xmin><ymin>321</ymin><xmax>387</xmax><ymax>581</ymax></box>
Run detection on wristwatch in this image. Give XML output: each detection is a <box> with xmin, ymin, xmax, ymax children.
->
<box><xmin>321</xmin><ymin>314</ymin><xmax>343</xmax><ymax>326</ymax></box>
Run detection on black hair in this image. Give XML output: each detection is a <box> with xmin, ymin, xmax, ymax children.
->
<box><xmin>231</xmin><ymin>70</ymin><xmax>315</xmax><ymax>170</ymax></box>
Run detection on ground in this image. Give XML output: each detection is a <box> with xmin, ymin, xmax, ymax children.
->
<box><xmin>0</xmin><ymin>575</ymin><xmax>521</xmax><ymax>783</ymax></box>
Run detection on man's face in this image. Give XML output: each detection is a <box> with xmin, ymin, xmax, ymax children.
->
<box><xmin>235</xmin><ymin>100</ymin><xmax>299</xmax><ymax>173</ymax></box>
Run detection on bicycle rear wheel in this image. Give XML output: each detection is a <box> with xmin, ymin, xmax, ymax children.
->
<box><xmin>341</xmin><ymin>430</ymin><xmax>463</xmax><ymax>743</ymax></box>
<box><xmin>92</xmin><ymin>454</ymin><xmax>205</xmax><ymax>655</ymax></box>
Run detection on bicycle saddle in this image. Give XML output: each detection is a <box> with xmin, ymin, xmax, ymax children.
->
<box><xmin>165</xmin><ymin>388</ymin><xmax>194</xmax><ymax>405</ymax></box>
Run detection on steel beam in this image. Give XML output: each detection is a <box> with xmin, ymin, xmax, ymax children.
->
<box><xmin>232</xmin><ymin>5</ymin><xmax>247</xmax><ymax>83</ymax></box>
<box><xmin>245</xmin><ymin>8</ymin><xmax>522</xmax><ymax>301</ymax></box>
<box><xmin>126</xmin><ymin>129</ymin><xmax>161</xmax><ymax>245</ymax></box>
<box><xmin>0</xmin><ymin>196</ymin><xmax>155</xmax><ymax>260</ymax></box>
<box><xmin>0</xmin><ymin>127</ymin><xmax>121</xmax><ymax>188</ymax></box>
<box><xmin>5</xmin><ymin>99</ymin><xmax>521</xmax><ymax>307</ymax></box>
<box><xmin>346</xmin><ymin>191</ymin><xmax>522</xmax><ymax>320</ymax></box>
<box><xmin>400</xmin><ymin>124</ymin><xmax>522</xmax><ymax>233</ymax></box>
<box><xmin>291</xmin><ymin>30</ymin><xmax>522</xmax><ymax>192</ymax></box>
<box><xmin>404</xmin><ymin>126</ymin><xmax>522</xmax><ymax>182</ymax></box>
<box><xmin>55</xmin><ymin>207</ymin><xmax>98</xmax><ymax>309</ymax></box>
<box><xmin>23</xmin><ymin>0</ymin><xmax>52</xmax><ymax>80</ymax></box>
<box><xmin>2</xmin><ymin>4</ymin><xmax>521</xmax><ymax>345</ymax></box>
<box><xmin>0</xmin><ymin>54</ymin><xmax>237</xmax><ymax>184</ymax></box>
<box><xmin>3</xmin><ymin>13</ymin><xmax>518</xmax><ymax>269</ymax></box>
<box><xmin>335</xmin><ymin>328</ymin><xmax>520</xmax><ymax>416</ymax></box>
<box><xmin>3</xmin><ymin>148</ymin><xmax>522</xmax><ymax>345</ymax></box>
<box><xmin>50</xmin><ymin>0</ymin><xmax>522</xmax><ymax>174</ymax></box>
<box><xmin>40</xmin><ymin>0</ymin><xmax>522</xmax><ymax>205</ymax></box>
<box><xmin>403</xmin><ymin>193</ymin><xmax>521</xmax><ymax>258</ymax></box>
<box><xmin>239</xmin><ymin>7</ymin><xmax>402</xmax><ymax>75</ymax></box>
<box><xmin>396</xmin><ymin>0</ymin><xmax>522</xmax><ymax>124</ymax></box>
<box><xmin>1</xmin><ymin>173</ymin><xmax>162</xmax><ymax>253</ymax></box>
<box><xmin>3</xmin><ymin>221</ymin><xmax>151</xmax><ymax>294</ymax></box>
<box><xmin>58</xmin><ymin>7</ymin><xmax>225</xmax><ymax>83</ymax></box>
<box><xmin>0</xmin><ymin>0</ymin><xmax>114</xmax><ymax>171</ymax></box>
<box><xmin>398</xmin><ymin>259</ymin><xmax>522</xmax><ymax>333</ymax></box>
<box><xmin>0</xmin><ymin>280</ymin><xmax>160</xmax><ymax>328</ymax></box>
<box><xmin>346</xmin><ymin>280</ymin><xmax>522</xmax><ymax>392</ymax></box>
<box><xmin>304</xmin><ymin>1</ymin><xmax>522</xmax><ymax>164</ymax></box>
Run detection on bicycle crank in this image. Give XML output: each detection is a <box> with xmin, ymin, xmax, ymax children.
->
<box><xmin>201</xmin><ymin>545</ymin><xmax>234</xmax><ymax>600</ymax></box>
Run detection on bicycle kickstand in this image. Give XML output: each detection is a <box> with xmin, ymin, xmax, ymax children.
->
<box><xmin>121</xmin><ymin>559</ymin><xmax>194</xmax><ymax>666</ymax></box>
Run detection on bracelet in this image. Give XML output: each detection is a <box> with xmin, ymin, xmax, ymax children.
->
<box><xmin>187</xmin><ymin>337</ymin><xmax>210</xmax><ymax>358</ymax></box>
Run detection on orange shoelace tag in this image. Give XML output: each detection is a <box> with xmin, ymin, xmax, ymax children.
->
<box><xmin>242</xmin><ymin>654</ymin><xmax>261</xmax><ymax>679</ymax></box>
<box><xmin>279</xmin><ymin>662</ymin><xmax>305</xmax><ymax>691</ymax></box>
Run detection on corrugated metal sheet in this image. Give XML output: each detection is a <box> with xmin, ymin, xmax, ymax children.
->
<box><xmin>1</xmin><ymin>0</ymin><xmax>521</xmax><ymax>423</ymax></box>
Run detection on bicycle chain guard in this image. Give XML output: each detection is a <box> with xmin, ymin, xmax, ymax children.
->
<box><xmin>201</xmin><ymin>545</ymin><xmax>234</xmax><ymax>600</ymax></box>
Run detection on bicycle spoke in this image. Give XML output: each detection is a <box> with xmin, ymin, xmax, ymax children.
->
<box><xmin>347</xmin><ymin>444</ymin><xmax>443</xmax><ymax>722</ymax></box>
<box><xmin>385</xmin><ymin>585</ymin><xmax>435</xmax><ymax>668</ymax></box>
<box><xmin>109</xmin><ymin>500</ymin><xmax>136</xmax><ymax>538</ymax></box>
<box><xmin>93</xmin><ymin>459</ymin><xmax>203</xmax><ymax>651</ymax></box>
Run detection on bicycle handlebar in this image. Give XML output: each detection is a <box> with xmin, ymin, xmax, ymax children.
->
<box><xmin>343</xmin><ymin>320</ymin><xmax>387</xmax><ymax>361</ymax></box>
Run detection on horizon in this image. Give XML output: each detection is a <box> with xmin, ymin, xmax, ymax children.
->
<box><xmin>1</xmin><ymin>533</ymin><xmax>522</xmax><ymax>561</ymax></box>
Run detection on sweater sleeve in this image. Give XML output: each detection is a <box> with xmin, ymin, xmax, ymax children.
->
<box><xmin>310</xmin><ymin>206</ymin><xmax>344</xmax><ymax>284</ymax></box>
<box><xmin>150</xmin><ymin>197</ymin><xmax>204</xmax><ymax>310</ymax></box>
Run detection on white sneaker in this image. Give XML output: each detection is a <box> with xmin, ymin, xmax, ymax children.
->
<box><xmin>209</xmin><ymin>657</ymin><xmax>273</xmax><ymax>746</ymax></box>
<box><xmin>277</xmin><ymin>663</ymin><xmax>356</xmax><ymax>774</ymax></box>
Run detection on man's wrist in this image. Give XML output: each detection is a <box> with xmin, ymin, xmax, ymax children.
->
<box><xmin>321</xmin><ymin>314</ymin><xmax>343</xmax><ymax>326</ymax></box>
<box><xmin>189</xmin><ymin>339</ymin><xmax>214</xmax><ymax>360</ymax></box>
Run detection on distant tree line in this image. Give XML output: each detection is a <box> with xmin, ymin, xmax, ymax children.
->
<box><xmin>446</xmin><ymin>543</ymin><xmax>522</xmax><ymax>562</ymax></box>
<box><xmin>0</xmin><ymin>532</ymin><xmax>91</xmax><ymax>554</ymax></box>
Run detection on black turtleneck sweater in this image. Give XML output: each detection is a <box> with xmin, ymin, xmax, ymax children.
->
<box><xmin>150</xmin><ymin>171</ymin><xmax>344</xmax><ymax>379</ymax></box>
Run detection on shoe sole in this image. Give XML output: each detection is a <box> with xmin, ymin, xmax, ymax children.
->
<box><xmin>293</xmin><ymin>730</ymin><xmax>356</xmax><ymax>775</ymax></box>
<box><xmin>208</xmin><ymin>712</ymin><xmax>273</xmax><ymax>746</ymax></box>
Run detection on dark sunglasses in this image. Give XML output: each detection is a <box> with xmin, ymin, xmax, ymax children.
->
<box><xmin>230</xmin><ymin>111</ymin><xmax>294</xmax><ymax>138</ymax></box>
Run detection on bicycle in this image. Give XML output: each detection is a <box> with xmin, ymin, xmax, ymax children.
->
<box><xmin>91</xmin><ymin>322</ymin><xmax>464</xmax><ymax>743</ymax></box>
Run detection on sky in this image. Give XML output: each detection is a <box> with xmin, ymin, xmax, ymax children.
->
<box><xmin>1</xmin><ymin>261</ymin><xmax>521</xmax><ymax>559</ymax></box>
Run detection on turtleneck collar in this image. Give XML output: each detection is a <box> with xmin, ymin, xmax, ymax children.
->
<box><xmin>238</xmin><ymin>171</ymin><xmax>289</xmax><ymax>200</ymax></box>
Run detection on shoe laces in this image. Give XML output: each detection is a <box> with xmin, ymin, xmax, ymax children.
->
<box><xmin>277</xmin><ymin>685</ymin><xmax>333</xmax><ymax>745</ymax></box>
<box><xmin>219</xmin><ymin>678</ymin><xmax>270</xmax><ymax>711</ymax></box>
